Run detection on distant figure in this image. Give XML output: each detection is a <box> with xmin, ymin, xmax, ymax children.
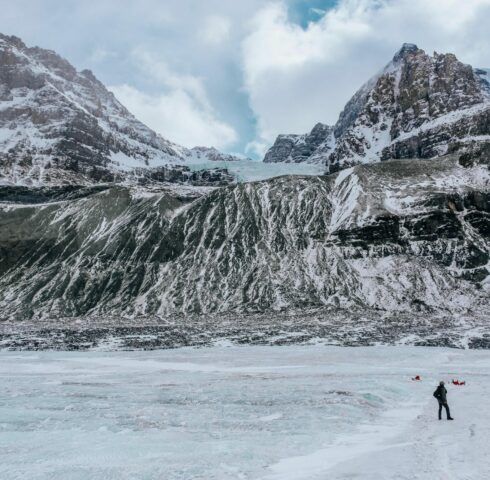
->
<box><xmin>433</xmin><ymin>381</ymin><xmax>454</xmax><ymax>420</ymax></box>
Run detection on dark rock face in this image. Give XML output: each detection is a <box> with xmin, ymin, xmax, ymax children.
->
<box><xmin>0</xmin><ymin>34</ymin><xmax>240</xmax><ymax>186</ymax></box>
<box><xmin>263</xmin><ymin>44</ymin><xmax>490</xmax><ymax>173</ymax></box>
<box><xmin>328</xmin><ymin>45</ymin><xmax>490</xmax><ymax>172</ymax></box>
<box><xmin>130</xmin><ymin>165</ymin><xmax>235</xmax><ymax>186</ymax></box>
<box><xmin>0</xmin><ymin>154</ymin><xmax>488</xmax><ymax>320</ymax></box>
<box><xmin>381</xmin><ymin>108</ymin><xmax>490</xmax><ymax>161</ymax></box>
<box><xmin>263</xmin><ymin>134</ymin><xmax>302</xmax><ymax>164</ymax></box>
<box><xmin>263</xmin><ymin>123</ymin><xmax>333</xmax><ymax>164</ymax></box>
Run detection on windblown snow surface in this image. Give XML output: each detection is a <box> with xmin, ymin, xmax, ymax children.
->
<box><xmin>1</xmin><ymin>346</ymin><xmax>489</xmax><ymax>479</ymax></box>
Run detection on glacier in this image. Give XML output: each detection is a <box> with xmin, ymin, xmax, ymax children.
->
<box><xmin>186</xmin><ymin>159</ymin><xmax>325</xmax><ymax>182</ymax></box>
<box><xmin>1</xmin><ymin>346</ymin><xmax>489</xmax><ymax>479</ymax></box>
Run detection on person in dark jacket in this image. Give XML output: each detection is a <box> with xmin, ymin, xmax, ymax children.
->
<box><xmin>433</xmin><ymin>381</ymin><xmax>454</xmax><ymax>420</ymax></box>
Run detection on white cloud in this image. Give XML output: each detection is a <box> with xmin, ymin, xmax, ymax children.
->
<box><xmin>242</xmin><ymin>0</ymin><xmax>490</xmax><ymax>150</ymax></box>
<box><xmin>88</xmin><ymin>47</ymin><xmax>117</xmax><ymax>64</ymax></box>
<box><xmin>131</xmin><ymin>49</ymin><xmax>211</xmax><ymax>107</ymax></box>
<box><xmin>310</xmin><ymin>8</ymin><xmax>326</xmax><ymax>17</ymax></box>
<box><xmin>110</xmin><ymin>84</ymin><xmax>237</xmax><ymax>149</ymax></box>
<box><xmin>110</xmin><ymin>49</ymin><xmax>238</xmax><ymax>148</ymax></box>
<box><xmin>109</xmin><ymin>49</ymin><xmax>237</xmax><ymax>149</ymax></box>
<box><xmin>200</xmin><ymin>15</ymin><xmax>232</xmax><ymax>45</ymax></box>
<box><xmin>245</xmin><ymin>140</ymin><xmax>270</xmax><ymax>159</ymax></box>
<box><xmin>110</xmin><ymin>49</ymin><xmax>238</xmax><ymax>149</ymax></box>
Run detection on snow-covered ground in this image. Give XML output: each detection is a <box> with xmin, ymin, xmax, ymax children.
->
<box><xmin>1</xmin><ymin>346</ymin><xmax>488</xmax><ymax>479</ymax></box>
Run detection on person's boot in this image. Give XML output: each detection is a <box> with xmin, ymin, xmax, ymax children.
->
<box><xmin>448</xmin><ymin>417</ymin><xmax>454</xmax><ymax>420</ymax></box>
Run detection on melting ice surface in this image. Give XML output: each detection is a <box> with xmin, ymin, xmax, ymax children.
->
<box><xmin>186</xmin><ymin>159</ymin><xmax>325</xmax><ymax>182</ymax></box>
<box><xmin>1</xmin><ymin>346</ymin><xmax>489</xmax><ymax>479</ymax></box>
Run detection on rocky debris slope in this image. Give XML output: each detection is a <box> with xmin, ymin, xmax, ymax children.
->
<box><xmin>2</xmin><ymin>309</ymin><xmax>489</xmax><ymax>350</ymax></box>
<box><xmin>263</xmin><ymin>123</ymin><xmax>334</xmax><ymax>164</ymax></box>
<box><xmin>0</xmin><ymin>34</ymin><xmax>240</xmax><ymax>186</ymax></box>
<box><xmin>264</xmin><ymin>44</ymin><xmax>490</xmax><ymax>173</ymax></box>
<box><xmin>110</xmin><ymin>164</ymin><xmax>234</xmax><ymax>187</ymax></box>
<box><xmin>1</xmin><ymin>152</ymin><xmax>488</xmax><ymax>320</ymax></box>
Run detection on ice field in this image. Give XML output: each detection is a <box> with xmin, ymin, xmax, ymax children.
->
<box><xmin>187</xmin><ymin>159</ymin><xmax>326</xmax><ymax>182</ymax></box>
<box><xmin>1</xmin><ymin>346</ymin><xmax>489</xmax><ymax>479</ymax></box>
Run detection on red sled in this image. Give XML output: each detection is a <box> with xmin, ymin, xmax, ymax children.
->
<box><xmin>451</xmin><ymin>380</ymin><xmax>466</xmax><ymax>386</ymax></box>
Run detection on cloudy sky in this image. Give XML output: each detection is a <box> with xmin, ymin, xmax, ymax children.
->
<box><xmin>1</xmin><ymin>0</ymin><xmax>490</xmax><ymax>158</ymax></box>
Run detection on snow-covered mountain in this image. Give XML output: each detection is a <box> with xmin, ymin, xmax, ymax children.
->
<box><xmin>187</xmin><ymin>146</ymin><xmax>251</xmax><ymax>163</ymax></box>
<box><xmin>263</xmin><ymin>123</ymin><xmax>334</xmax><ymax>164</ymax></box>
<box><xmin>1</xmin><ymin>151</ymin><xmax>488</xmax><ymax>320</ymax></box>
<box><xmin>0</xmin><ymin>34</ymin><xmax>242</xmax><ymax>186</ymax></box>
<box><xmin>0</xmin><ymin>38</ymin><xmax>489</xmax><ymax>322</ymax></box>
<box><xmin>264</xmin><ymin>44</ymin><xmax>490</xmax><ymax>172</ymax></box>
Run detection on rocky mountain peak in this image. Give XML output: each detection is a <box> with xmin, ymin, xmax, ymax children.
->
<box><xmin>264</xmin><ymin>44</ymin><xmax>490</xmax><ymax>174</ymax></box>
<box><xmin>0</xmin><ymin>33</ymin><xmax>244</xmax><ymax>186</ymax></box>
<box><xmin>392</xmin><ymin>42</ymin><xmax>420</xmax><ymax>63</ymax></box>
<box><xmin>0</xmin><ymin>33</ymin><xmax>25</xmax><ymax>50</ymax></box>
<box><xmin>310</xmin><ymin>122</ymin><xmax>330</xmax><ymax>135</ymax></box>
<box><xmin>188</xmin><ymin>146</ymin><xmax>251</xmax><ymax>162</ymax></box>
<box><xmin>263</xmin><ymin>122</ymin><xmax>334</xmax><ymax>164</ymax></box>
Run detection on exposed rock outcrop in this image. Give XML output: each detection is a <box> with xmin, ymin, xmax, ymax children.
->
<box><xmin>264</xmin><ymin>123</ymin><xmax>333</xmax><ymax>164</ymax></box>
<box><xmin>0</xmin><ymin>34</ymin><xmax>240</xmax><ymax>186</ymax></box>
<box><xmin>263</xmin><ymin>44</ymin><xmax>490</xmax><ymax>174</ymax></box>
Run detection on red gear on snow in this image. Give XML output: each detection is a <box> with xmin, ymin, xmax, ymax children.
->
<box><xmin>451</xmin><ymin>379</ymin><xmax>466</xmax><ymax>386</ymax></box>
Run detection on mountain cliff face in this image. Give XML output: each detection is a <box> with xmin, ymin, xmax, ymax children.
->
<box><xmin>1</xmin><ymin>152</ymin><xmax>488</xmax><ymax>320</ymax></box>
<box><xmin>0</xmin><ymin>34</ymin><xmax>240</xmax><ymax>186</ymax></box>
<box><xmin>264</xmin><ymin>44</ymin><xmax>490</xmax><ymax>173</ymax></box>
<box><xmin>263</xmin><ymin>123</ymin><xmax>334</xmax><ymax>164</ymax></box>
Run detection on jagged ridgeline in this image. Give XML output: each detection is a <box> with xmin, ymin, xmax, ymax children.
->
<box><xmin>0</xmin><ymin>36</ymin><xmax>489</xmax><ymax>321</ymax></box>
<box><xmin>264</xmin><ymin>44</ymin><xmax>490</xmax><ymax>172</ymax></box>
<box><xmin>0</xmin><ymin>33</ymin><xmax>244</xmax><ymax>186</ymax></box>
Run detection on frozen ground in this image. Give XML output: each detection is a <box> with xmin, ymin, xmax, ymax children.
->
<box><xmin>1</xmin><ymin>346</ymin><xmax>489</xmax><ymax>479</ymax></box>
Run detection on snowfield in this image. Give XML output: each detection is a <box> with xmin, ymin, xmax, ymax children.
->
<box><xmin>1</xmin><ymin>346</ymin><xmax>489</xmax><ymax>479</ymax></box>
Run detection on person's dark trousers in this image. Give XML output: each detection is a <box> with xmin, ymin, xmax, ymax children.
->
<box><xmin>438</xmin><ymin>402</ymin><xmax>451</xmax><ymax>420</ymax></box>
